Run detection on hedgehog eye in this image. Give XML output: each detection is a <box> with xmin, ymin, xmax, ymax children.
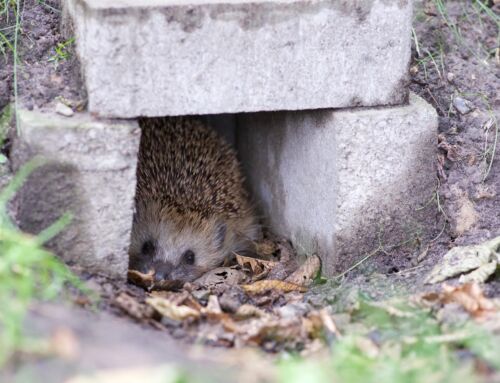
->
<box><xmin>182</xmin><ymin>250</ymin><xmax>195</xmax><ymax>265</ymax></box>
<box><xmin>141</xmin><ymin>240</ymin><xmax>155</xmax><ymax>256</ymax></box>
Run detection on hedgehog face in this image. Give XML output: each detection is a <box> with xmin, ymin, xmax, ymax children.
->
<box><xmin>129</xmin><ymin>201</ymin><xmax>228</xmax><ymax>283</ymax></box>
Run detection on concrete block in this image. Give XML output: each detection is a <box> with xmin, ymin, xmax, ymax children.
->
<box><xmin>64</xmin><ymin>0</ymin><xmax>412</xmax><ymax>118</ymax></box>
<box><xmin>237</xmin><ymin>93</ymin><xmax>438</xmax><ymax>275</ymax></box>
<box><xmin>11</xmin><ymin>110</ymin><xmax>141</xmax><ymax>279</ymax></box>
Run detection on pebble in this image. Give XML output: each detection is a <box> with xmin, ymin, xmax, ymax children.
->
<box><xmin>453</xmin><ymin>97</ymin><xmax>473</xmax><ymax>115</ymax></box>
<box><xmin>55</xmin><ymin>102</ymin><xmax>74</xmax><ymax>117</ymax></box>
<box><xmin>446</xmin><ymin>72</ymin><xmax>455</xmax><ymax>83</ymax></box>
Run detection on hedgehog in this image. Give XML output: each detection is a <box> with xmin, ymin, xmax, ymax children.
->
<box><xmin>128</xmin><ymin>117</ymin><xmax>260</xmax><ymax>283</ymax></box>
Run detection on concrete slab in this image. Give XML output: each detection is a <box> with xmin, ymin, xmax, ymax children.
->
<box><xmin>237</xmin><ymin>93</ymin><xmax>438</xmax><ymax>275</ymax></box>
<box><xmin>11</xmin><ymin>110</ymin><xmax>140</xmax><ymax>279</ymax></box>
<box><xmin>63</xmin><ymin>0</ymin><xmax>412</xmax><ymax>118</ymax></box>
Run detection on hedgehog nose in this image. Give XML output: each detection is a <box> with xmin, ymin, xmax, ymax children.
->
<box><xmin>153</xmin><ymin>261</ymin><xmax>174</xmax><ymax>282</ymax></box>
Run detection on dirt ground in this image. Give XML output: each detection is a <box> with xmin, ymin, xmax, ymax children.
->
<box><xmin>409</xmin><ymin>0</ymin><xmax>500</xmax><ymax>296</ymax></box>
<box><xmin>0</xmin><ymin>0</ymin><xmax>499</xmax><ymax>380</ymax></box>
<box><xmin>0</xmin><ymin>0</ymin><xmax>84</xmax><ymax>113</ymax></box>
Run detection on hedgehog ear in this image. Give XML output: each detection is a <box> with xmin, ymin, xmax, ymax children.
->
<box><xmin>214</xmin><ymin>221</ymin><xmax>227</xmax><ymax>251</ymax></box>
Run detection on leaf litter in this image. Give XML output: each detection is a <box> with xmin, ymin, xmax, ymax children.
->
<box><xmin>114</xmin><ymin>236</ymin><xmax>500</xmax><ymax>383</ymax></box>
<box><xmin>114</xmin><ymin>231</ymin><xmax>500</xmax><ymax>371</ymax></box>
<box><xmin>119</xmin><ymin>236</ymin><xmax>328</xmax><ymax>352</ymax></box>
<box><xmin>426</xmin><ymin>236</ymin><xmax>500</xmax><ymax>284</ymax></box>
<box><xmin>68</xmin><ymin>236</ymin><xmax>500</xmax><ymax>383</ymax></box>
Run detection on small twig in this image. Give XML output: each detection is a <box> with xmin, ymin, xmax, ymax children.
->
<box><xmin>483</xmin><ymin>117</ymin><xmax>498</xmax><ymax>182</ymax></box>
<box><xmin>415</xmin><ymin>192</ymin><xmax>437</xmax><ymax>211</ymax></box>
<box><xmin>412</xmin><ymin>27</ymin><xmax>422</xmax><ymax>58</ymax></box>
<box><xmin>333</xmin><ymin>245</ymin><xmax>383</xmax><ymax>280</ymax></box>
<box><xmin>395</xmin><ymin>264</ymin><xmax>426</xmax><ymax>276</ymax></box>
<box><xmin>425</xmin><ymin>49</ymin><xmax>442</xmax><ymax>80</ymax></box>
<box><xmin>426</xmin><ymin>88</ymin><xmax>446</xmax><ymax>116</ymax></box>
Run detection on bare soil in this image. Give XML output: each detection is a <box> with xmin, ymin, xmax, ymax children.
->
<box><xmin>0</xmin><ymin>0</ymin><xmax>85</xmax><ymax>113</ymax></box>
<box><xmin>408</xmin><ymin>0</ymin><xmax>500</xmax><ymax>296</ymax></box>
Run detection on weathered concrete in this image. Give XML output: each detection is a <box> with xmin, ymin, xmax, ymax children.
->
<box><xmin>63</xmin><ymin>0</ymin><xmax>412</xmax><ymax>118</ymax></box>
<box><xmin>11</xmin><ymin>110</ymin><xmax>140</xmax><ymax>279</ymax></box>
<box><xmin>237</xmin><ymin>93</ymin><xmax>438</xmax><ymax>275</ymax></box>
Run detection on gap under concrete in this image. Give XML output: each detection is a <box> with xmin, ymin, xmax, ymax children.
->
<box><xmin>9</xmin><ymin>93</ymin><xmax>437</xmax><ymax>280</ymax></box>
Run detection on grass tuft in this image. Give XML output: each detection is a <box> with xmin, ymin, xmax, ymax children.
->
<box><xmin>0</xmin><ymin>158</ymin><xmax>84</xmax><ymax>366</ymax></box>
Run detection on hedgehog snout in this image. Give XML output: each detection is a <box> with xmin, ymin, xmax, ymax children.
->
<box><xmin>152</xmin><ymin>260</ymin><xmax>174</xmax><ymax>281</ymax></box>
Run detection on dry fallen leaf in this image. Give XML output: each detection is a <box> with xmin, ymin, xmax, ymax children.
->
<box><xmin>114</xmin><ymin>292</ymin><xmax>152</xmax><ymax>320</ymax></box>
<box><xmin>152</xmin><ymin>279</ymin><xmax>185</xmax><ymax>291</ymax></box>
<box><xmin>459</xmin><ymin>261</ymin><xmax>498</xmax><ymax>284</ymax></box>
<box><xmin>146</xmin><ymin>296</ymin><xmax>200</xmax><ymax>321</ymax></box>
<box><xmin>235</xmin><ymin>254</ymin><xmax>277</xmax><ymax>280</ymax></box>
<box><xmin>238</xmin><ymin>317</ymin><xmax>305</xmax><ymax>345</ymax></box>
<box><xmin>119</xmin><ymin>236</ymin><xmax>337</xmax><ymax>352</ymax></box>
<box><xmin>438</xmin><ymin>139</ymin><xmax>461</xmax><ymax>162</ymax></box>
<box><xmin>419</xmin><ymin>283</ymin><xmax>498</xmax><ymax>322</ymax></box>
<box><xmin>127</xmin><ymin>269</ymin><xmax>154</xmax><ymax>290</ymax></box>
<box><xmin>425</xmin><ymin>236</ymin><xmax>500</xmax><ymax>284</ymax></box>
<box><xmin>241</xmin><ymin>280</ymin><xmax>307</xmax><ymax>294</ymax></box>
<box><xmin>441</xmin><ymin>283</ymin><xmax>496</xmax><ymax>318</ymax></box>
<box><xmin>285</xmin><ymin>254</ymin><xmax>321</xmax><ymax>287</ymax></box>
<box><xmin>150</xmin><ymin>290</ymin><xmax>204</xmax><ymax>312</ymax></box>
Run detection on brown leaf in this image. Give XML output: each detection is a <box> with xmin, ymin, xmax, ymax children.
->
<box><xmin>437</xmin><ymin>153</ymin><xmax>447</xmax><ymax>181</ymax></box>
<box><xmin>438</xmin><ymin>140</ymin><xmax>461</xmax><ymax>162</ymax></box>
<box><xmin>150</xmin><ymin>290</ymin><xmax>203</xmax><ymax>311</ymax></box>
<box><xmin>236</xmin><ymin>317</ymin><xmax>304</xmax><ymax>345</ymax></box>
<box><xmin>285</xmin><ymin>254</ymin><xmax>321</xmax><ymax>287</ymax></box>
<box><xmin>241</xmin><ymin>280</ymin><xmax>307</xmax><ymax>294</ymax></box>
<box><xmin>151</xmin><ymin>279</ymin><xmax>184</xmax><ymax>291</ymax></box>
<box><xmin>127</xmin><ymin>269</ymin><xmax>153</xmax><ymax>290</ymax></box>
<box><xmin>146</xmin><ymin>296</ymin><xmax>200</xmax><ymax>321</ymax></box>
<box><xmin>442</xmin><ymin>283</ymin><xmax>496</xmax><ymax>318</ymax></box>
<box><xmin>235</xmin><ymin>254</ymin><xmax>277</xmax><ymax>280</ymax></box>
<box><xmin>114</xmin><ymin>292</ymin><xmax>152</xmax><ymax>320</ymax></box>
